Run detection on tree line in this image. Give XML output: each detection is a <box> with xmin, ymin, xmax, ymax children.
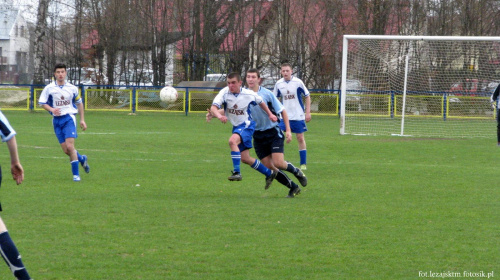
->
<box><xmin>29</xmin><ymin>0</ymin><xmax>500</xmax><ymax>88</ymax></box>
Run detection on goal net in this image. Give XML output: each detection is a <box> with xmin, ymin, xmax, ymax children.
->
<box><xmin>340</xmin><ymin>35</ymin><xmax>500</xmax><ymax>138</ymax></box>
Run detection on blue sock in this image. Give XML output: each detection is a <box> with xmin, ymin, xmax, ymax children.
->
<box><xmin>71</xmin><ymin>160</ymin><xmax>79</xmax><ymax>176</ymax></box>
<box><xmin>76</xmin><ymin>151</ymin><xmax>84</xmax><ymax>164</ymax></box>
<box><xmin>251</xmin><ymin>159</ymin><xmax>271</xmax><ymax>177</ymax></box>
<box><xmin>231</xmin><ymin>151</ymin><xmax>241</xmax><ymax>173</ymax></box>
<box><xmin>0</xmin><ymin>231</ymin><xmax>32</xmax><ymax>280</ymax></box>
<box><xmin>299</xmin><ymin>150</ymin><xmax>307</xmax><ymax>165</ymax></box>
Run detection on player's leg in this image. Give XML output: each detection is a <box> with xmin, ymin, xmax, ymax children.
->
<box><xmin>0</xmin><ymin>170</ymin><xmax>32</xmax><ymax>280</ymax></box>
<box><xmin>63</xmin><ymin>138</ymin><xmax>81</xmax><ymax>182</ymax></box>
<box><xmin>272</xmin><ymin>152</ymin><xmax>307</xmax><ymax>187</ymax></box>
<box><xmin>64</xmin><ymin>115</ymin><xmax>90</xmax><ymax>173</ymax></box>
<box><xmin>54</xmin><ymin>116</ymin><xmax>79</xmax><ymax>181</ymax></box>
<box><xmin>240</xmin><ymin>128</ymin><xmax>277</xmax><ymax>188</ymax></box>
<box><xmin>296</xmin><ymin>132</ymin><xmax>307</xmax><ymax>169</ymax></box>
<box><xmin>289</xmin><ymin>120</ymin><xmax>308</xmax><ymax>170</ymax></box>
<box><xmin>497</xmin><ymin>109</ymin><xmax>500</xmax><ymax>145</ymax></box>
<box><xmin>0</xmin><ymin>226</ymin><xmax>32</xmax><ymax>280</ymax></box>
<box><xmin>228</xmin><ymin>133</ymin><xmax>243</xmax><ymax>181</ymax></box>
<box><xmin>242</xmin><ymin>149</ymin><xmax>272</xmax><ymax>178</ymax></box>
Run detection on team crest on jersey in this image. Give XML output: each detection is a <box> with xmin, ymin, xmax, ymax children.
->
<box><xmin>228</xmin><ymin>104</ymin><xmax>244</xmax><ymax>115</ymax></box>
<box><xmin>55</xmin><ymin>94</ymin><xmax>71</xmax><ymax>106</ymax></box>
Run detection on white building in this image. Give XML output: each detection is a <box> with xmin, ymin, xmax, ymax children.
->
<box><xmin>0</xmin><ymin>3</ymin><xmax>29</xmax><ymax>83</ymax></box>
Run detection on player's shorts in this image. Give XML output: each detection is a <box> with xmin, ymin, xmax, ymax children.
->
<box><xmin>53</xmin><ymin>114</ymin><xmax>78</xmax><ymax>144</ymax></box>
<box><xmin>279</xmin><ymin>119</ymin><xmax>308</xmax><ymax>134</ymax></box>
<box><xmin>232</xmin><ymin>121</ymin><xmax>255</xmax><ymax>151</ymax></box>
<box><xmin>253</xmin><ymin>126</ymin><xmax>284</xmax><ymax>159</ymax></box>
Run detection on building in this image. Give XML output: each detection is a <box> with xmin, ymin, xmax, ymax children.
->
<box><xmin>0</xmin><ymin>3</ymin><xmax>29</xmax><ymax>83</ymax></box>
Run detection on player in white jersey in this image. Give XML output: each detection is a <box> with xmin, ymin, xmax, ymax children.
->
<box><xmin>273</xmin><ymin>63</ymin><xmax>311</xmax><ymax>170</ymax></box>
<box><xmin>0</xmin><ymin>110</ymin><xmax>33</xmax><ymax>280</ymax></box>
<box><xmin>39</xmin><ymin>63</ymin><xmax>90</xmax><ymax>182</ymax></box>
<box><xmin>210</xmin><ymin>72</ymin><xmax>278</xmax><ymax>188</ymax></box>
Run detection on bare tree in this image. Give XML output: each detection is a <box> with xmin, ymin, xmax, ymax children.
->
<box><xmin>33</xmin><ymin>0</ymin><xmax>51</xmax><ymax>84</ymax></box>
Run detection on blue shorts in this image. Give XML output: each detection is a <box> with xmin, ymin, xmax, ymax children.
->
<box><xmin>53</xmin><ymin>114</ymin><xmax>77</xmax><ymax>144</ymax></box>
<box><xmin>232</xmin><ymin>121</ymin><xmax>255</xmax><ymax>151</ymax></box>
<box><xmin>279</xmin><ymin>119</ymin><xmax>308</xmax><ymax>134</ymax></box>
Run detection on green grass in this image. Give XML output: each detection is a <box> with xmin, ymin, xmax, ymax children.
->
<box><xmin>0</xmin><ymin>111</ymin><xmax>497</xmax><ymax>279</ymax></box>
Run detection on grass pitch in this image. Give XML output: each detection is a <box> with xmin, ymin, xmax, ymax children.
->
<box><xmin>0</xmin><ymin>111</ymin><xmax>497</xmax><ymax>279</ymax></box>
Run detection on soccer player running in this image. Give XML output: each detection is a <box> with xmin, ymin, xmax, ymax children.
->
<box><xmin>246</xmin><ymin>68</ymin><xmax>307</xmax><ymax>197</ymax></box>
<box><xmin>273</xmin><ymin>63</ymin><xmax>311</xmax><ymax>170</ymax></box>
<box><xmin>210</xmin><ymin>72</ymin><xmax>278</xmax><ymax>188</ymax></box>
<box><xmin>0</xmin><ymin>111</ymin><xmax>33</xmax><ymax>280</ymax></box>
<box><xmin>39</xmin><ymin>63</ymin><xmax>90</xmax><ymax>182</ymax></box>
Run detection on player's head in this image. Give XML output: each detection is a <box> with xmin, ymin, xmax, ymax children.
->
<box><xmin>280</xmin><ymin>63</ymin><xmax>293</xmax><ymax>81</ymax></box>
<box><xmin>53</xmin><ymin>63</ymin><xmax>67</xmax><ymax>73</ymax></box>
<box><xmin>246</xmin><ymin>68</ymin><xmax>261</xmax><ymax>90</ymax></box>
<box><xmin>53</xmin><ymin>63</ymin><xmax>67</xmax><ymax>83</ymax></box>
<box><xmin>226</xmin><ymin>72</ymin><xmax>242</xmax><ymax>93</ymax></box>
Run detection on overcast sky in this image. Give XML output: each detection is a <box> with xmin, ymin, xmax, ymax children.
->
<box><xmin>11</xmin><ymin>0</ymin><xmax>74</xmax><ymax>23</ymax></box>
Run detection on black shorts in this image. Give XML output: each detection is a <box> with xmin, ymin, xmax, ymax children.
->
<box><xmin>253</xmin><ymin>127</ymin><xmax>284</xmax><ymax>160</ymax></box>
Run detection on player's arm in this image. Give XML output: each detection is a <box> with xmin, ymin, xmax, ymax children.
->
<box><xmin>281</xmin><ymin>109</ymin><xmax>292</xmax><ymax>143</ymax></box>
<box><xmin>76</xmin><ymin>102</ymin><xmax>87</xmax><ymax>131</ymax></box>
<box><xmin>305</xmin><ymin>95</ymin><xmax>311</xmax><ymax>122</ymax></box>
<box><xmin>258</xmin><ymin>102</ymin><xmax>278</xmax><ymax>122</ymax></box>
<box><xmin>210</xmin><ymin>105</ymin><xmax>227</xmax><ymax>123</ymax></box>
<box><xmin>6</xmin><ymin>136</ymin><xmax>23</xmax><ymax>185</ymax></box>
<box><xmin>491</xmin><ymin>84</ymin><xmax>500</xmax><ymax>109</ymax></box>
<box><xmin>41</xmin><ymin>104</ymin><xmax>61</xmax><ymax>116</ymax></box>
<box><xmin>206</xmin><ymin>108</ymin><xmax>224</xmax><ymax>122</ymax></box>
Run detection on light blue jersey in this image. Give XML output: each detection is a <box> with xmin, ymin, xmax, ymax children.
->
<box><xmin>0</xmin><ymin>111</ymin><xmax>16</xmax><ymax>142</ymax></box>
<box><xmin>250</xmin><ymin>86</ymin><xmax>284</xmax><ymax>131</ymax></box>
<box><xmin>39</xmin><ymin>81</ymin><xmax>82</xmax><ymax>116</ymax></box>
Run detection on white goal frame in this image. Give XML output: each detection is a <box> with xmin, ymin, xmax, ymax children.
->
<box><xmin>340</xmin><ymin>35</ymin><xmax>500</xmax><ymax>137</ymax></box>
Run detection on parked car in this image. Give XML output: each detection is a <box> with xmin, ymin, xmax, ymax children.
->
<box><xmin>118</xmin><ymin>69</ymin><xmax>154</xmax><ymax>87</ymax></box>
<box><xmin>204</xmin><ymin>73</ymin><xmax>227</xmax><ymax>82</ymax></box>
<box><xmin>261</xmin><ymin>77</ymin><xmax>278</xmax><ymax>89</ymax></box>
<box><xmin>66</xmin><ymin>67</ymin><xmax>108</xmax><ymax>85</ymax></box>
<box><xmin>449</xmin><ymin>79</ymin><xmax>491</xmax><ymax>95</ymax></box>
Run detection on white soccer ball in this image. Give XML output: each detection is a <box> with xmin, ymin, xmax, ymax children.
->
<box><xmin>160</xmin><ymin>86</ymin><xmax>178</xmax><ymax>103</ymax></box>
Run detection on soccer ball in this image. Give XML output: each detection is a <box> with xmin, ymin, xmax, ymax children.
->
<box><xmin>160</xmin><ymin>86</ymin><xmax>178</xmax><ymax>103</ymax></box>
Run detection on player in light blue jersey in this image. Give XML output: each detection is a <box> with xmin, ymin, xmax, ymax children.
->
<box><xmin>246</xmin><ymin>69</ymin><xmax>307</xmax><ymax>197</ymax></box>
<box><xmin>210</xmin><ymin>72</ymin><xmax>278</xmax><ymax>189</ymax></box>
<box><xmin>273</xmin><ymin>63</ymin><xmax>311</xmax><ymax>170</ymax></box>
<box><xmin>39</xmin><ymin>63</ymin><xmax>90</xmax><ymax>182</ymax></box>
<box><xmin>0</xmin><ymin>111</ymin><xmax>33</xmax><ymax>280</ymax></box>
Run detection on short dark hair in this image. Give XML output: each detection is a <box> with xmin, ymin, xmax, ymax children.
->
<box><xmin>53</xmin><ymin>63</ymin><xmax>66</xmax><ymax>73</ymax></box>
<box><xmin>247</xmin><ymin>68</ymin><xmax>260</xmax><ymax>78</ymax></box>
<box><xmin>281</xmin><ymin>63</ymin><xmax>292</xmax><ymax>69</ymax></box>
<box><xmin>227</xmin><ymin>72</ymin><xmax>241</xmax><ymax>81</ymax></box>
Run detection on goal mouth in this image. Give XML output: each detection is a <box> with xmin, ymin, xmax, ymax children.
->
<box><xmin>340</xmin><ymin>35</ymin><xmax>498</xmax><ymax>138</ymax></box>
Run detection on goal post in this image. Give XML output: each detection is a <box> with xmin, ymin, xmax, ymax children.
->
<box><xmin>340</xmin><ymin>35</ymin><xmax>500</xmax><ymax>138</ymax></box>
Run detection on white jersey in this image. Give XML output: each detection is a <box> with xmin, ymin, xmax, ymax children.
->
<box><xmin>39</xmin><ymin>81</ymin><xmax>82</xmax><ymax>116</ymax></box>
<box><xmin>273</xmin><ymin>76</ymin><xmax>310</xmax><ymax>121</ymax></box>
<box><xmin>212</xmin><ymin>86</ymin><xmax>263</xmax><ymax>127</ymax></box>
<box><xmin>0</xmin><ymin>110</ymin><xmax>16</xmax><ymax>142</ymax></box>
<box><xmin>250</xmin><ymin>86</ymin><xmax>283</xmax><ymax>131</ymax></box>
